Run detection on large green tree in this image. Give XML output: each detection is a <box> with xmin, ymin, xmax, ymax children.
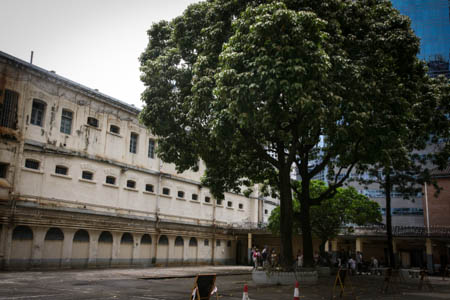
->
<box><xmin>268</xmin><ymin>181</ymin><xmax>381</xmax><ymax>261</ymax></box>
<box><xmin>140</xmin><ymin>0</ymin><xmax>428</xmax><ymax>268</ymax></box>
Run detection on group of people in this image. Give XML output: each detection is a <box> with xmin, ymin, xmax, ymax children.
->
<box><xmin>251</xmin><ymin>246</ymin><xmax>278</xmax><ymax>268</ymax></box>
<box><xmin>336</xmin><ymin>250</ymin><xmax>380</xmax><ymax>275</ymax></box>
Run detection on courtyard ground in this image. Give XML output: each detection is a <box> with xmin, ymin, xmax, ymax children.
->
<box><xmin>0</xmin><ymin>265</ymin><xmax>449</xmax><ymax>299</ymax></box>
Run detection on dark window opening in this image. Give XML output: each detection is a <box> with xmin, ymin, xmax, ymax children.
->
<box><xmin>141</xmin><ymin>234</ymin><xmax>152</xmax><ymax>244</ymax></box>
<box><xmin>73</xmin><ymin>229</ymin><xmax>89</xmax><ymax>242</ymax></box>
<box><xmin>227</xmin><ymin>240</ymin><xmax>232</xmax><ymax>247</ymax></box>
<box><xmin>55</xmin><ymin>165</ymin><xmax>68</xmax><ymax>175</ymax></box>
<box><xmin>31</xmin><ymin>99</ymin><xmax>46</xmax><ymax>126</ymax></box>
<box><xmin>106</xmin><ymin>176</ymin><xmax>116</xmax><ymax>185</ymax></box>
<box><xmin>204</xmin><ymin>239</ymin><xmax>209</xmax><ymax>246</ymax></box>
<box><xmin>216</xmin><ymin>199</ymin><xmax>223</xmax><ymax>206</ymax></box>
<box><xmin>60</xmin><ymin>109</ymin><xmax>73</xmax><ymax>134</ymax></box>
<box><xmin>98</xmin><ymin>231</ymin><xmax>113</xmax><ymax>243</ymax></box>
<box><xmin>177</xmin><ymin>191</ymin><xmax>185</xmax><ymax>198</ymax></box>
<box><xmin>45</xmin><ymin>228</ymin><xmax>64</xmax><ymax>241</ymax></box>
<box><xmin>192</xmin><ymin>194</ymin><xmax>198</xmax><ymax>201</ymax></box>
<box><xmin>175</xmin><ymin>236</ymin><xmax>184</xmax><ymax>246</ymax></box>
<box><xmin>0</xmin><ymin>163</ymin><xmax>8</xmax><ymax>178</ymax></box>
<box><xmin>109</xmin><ymin>125</ymin><xmax>120</xmax><ymax>134</ymax></box>
<box><xmin>205</xmin><ymin>196</ymin><xmax>211</xmax><ymax>203</ymax></box>
<box><xmin>130</xmin><ymin>133</ymin><xmax>138</xmax><ymax>153</ymax></box>
<box><xmin>121</xmin><ymin>233</ymin><xmax>134</xmax><ymax>244</ymax></box>
<box><xmin>227</xmin><ymin>201</ymin><xmax>233</xmax><ymax>208</ymax></box>
<box><xmin>87</xmin><ymin>117</ymin><xmax>98</xmax><ymax>128</ymax></box>
<box><xmin>216</xmin><ymin>239</ymin><xmax>221</xmax><ymax>247</ymax></box>
<box><xmin>189</xmin><ymin>237</ymin><xmax>198</xmax><ymax>246</ymax></box>
<box><xmin>264</xmin><ymin>209</ymin><xmax>268</xmax><ymax>215</ymax></box>
<box><xmin>145</xmin><ymin>184</ymin><xmax>154</xmax><ymax>193</ymax></box>
<box><xmin>162</xmin><ymin>187</ymin><xmax>170</xmax><ymax>196</ymax></box>
<box><xmin>158</xmin><ymin>235</ymin><xmax>168</xmax><ymax>245</ymax></box>
<box><xmin>126</xmin><ymin>180</ymin><xmax>136</xmax><ymax>189</ymax></box>
<box><xmin>25</xmin><ymin>159</ymin><xmax>40</xmax><ymax>170</ymax></box>
<box><xmin>239</xmin><ymin>203</ymin><xmax>243</xmax><ymax>209</ymax></box>
<box><xmin>82</xmin><ymin>171</ymin><xmax>93</xmax><ymax>180</ymax></box>
<box><xmin>0</xmin><ymin>89</ymin><xmax>19</xmax><ymax>129</ymax></box>
<box><xmin>12</xmin><ymin>225</ymin><xmax>33</xmax><ymax>240</ymax></box>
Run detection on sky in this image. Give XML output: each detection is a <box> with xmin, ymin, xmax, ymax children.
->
<box><xmin>0</xmin><ymin>0</ymin><xmax>199</xmax><ymax>108</ymax></box>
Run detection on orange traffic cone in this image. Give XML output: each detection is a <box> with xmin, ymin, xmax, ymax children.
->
<box><xmin>293</xmin><ymin>281</ymin><xmax>300</xmax><ymax>300</ymax></box>
<box><xmin>242</xmin><ymin>284</ymin><xmax>249</xmax><ymax>300</ymax></box>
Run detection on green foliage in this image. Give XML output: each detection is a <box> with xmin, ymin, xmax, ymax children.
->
<box><xmin>140</xmin><ymin>0</ymin><xmax>431</xmax><ymax>267</ymax></box>
<box><xmin>268</xmin><ymin>180</ymin><xmax>381</xmax><ymax>242</ymax></box>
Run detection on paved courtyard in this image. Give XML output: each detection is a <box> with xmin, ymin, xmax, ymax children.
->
<box><xmin>0</xmin><ymin>266</ymin><xmax>449</xmax><ymax>299</ymax></box>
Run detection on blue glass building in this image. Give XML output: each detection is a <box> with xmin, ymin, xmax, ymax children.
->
<box><xmin>391</xmin><ymin>0</ymin><xmax>450</xmax><ymax>77</ymax></box>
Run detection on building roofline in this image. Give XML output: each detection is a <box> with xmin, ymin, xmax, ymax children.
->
<box><xmin>0</xmin><ymin>50</ymin><xmax>141</xmax><ymax>115</ymax></box>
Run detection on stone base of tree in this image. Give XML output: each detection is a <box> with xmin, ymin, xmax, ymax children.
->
<box><xmin>252</xmin><ymin>269</ymin><xmax>318</xmax><ymax>285</ymax></box>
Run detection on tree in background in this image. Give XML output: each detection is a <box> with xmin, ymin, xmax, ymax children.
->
<box><xmin>140</xmin><ymin>0</ymin><xmax>430</xmax><ymax>268</ymax></box>
<box><xmin>268</xmin><ymin>180</ymin><xmax>381</xmax><ymax>262</ymax></box>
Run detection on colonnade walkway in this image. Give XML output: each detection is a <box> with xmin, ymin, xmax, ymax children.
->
<box><xmin>1</xmin><ymin>265</ymin><xmax>450</xmax><ymax>299</ymax></box>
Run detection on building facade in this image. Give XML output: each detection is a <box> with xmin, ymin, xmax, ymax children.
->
<box><xmin>391</xmin><ymin>0</ymin><xmax>450</xmax><ymax>77</ymax></box>
<box><xmin>0</xmin><ymin>51</ymin><xmax>280</xmax><ymax>270</ymax></box>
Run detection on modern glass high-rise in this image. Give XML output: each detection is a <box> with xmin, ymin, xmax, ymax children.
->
<box><xmin>391</xmin><ymin>0</ymin><xmax>450</xmax><ymax>77</ymax></box>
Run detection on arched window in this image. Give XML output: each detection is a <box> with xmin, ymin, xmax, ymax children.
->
<box><xmin>121</xmin><ymin>233</ymin><xmax>133</xmax><ymax>244</ymax></box>
<box><xmin>98</xmin><ymin>231</ymin><xmax>113</xmax><ymax>243</ymax></box>
<box><xmin>44</xmin><ymin>228</ymin><xmax>64</xmax><ymax>241</ymax></box>
<box><xmin>189</xmin><ymin>237</ymin><xmax>198</xmax><ymax>246</ymax></box>
<box><xmin>158</xmin><ymin>235</ymin><xmax>168</xmax><ymax>245</ymax></box>
<box><xmin>73</xmin><ymin>229</ymin><xmax>90</xmax><ymax>242</ymax></box>
<box><xmin>141</xmin><ymin>234</ymin><xmax>152</xmax><ymax>244</ymax></box>
<box><xmin>175</xmin><ymin>236</ymin><xmax>184</xmax><ymax>246</ymax></box>
<box><xmin>12</xmin><ymin>225</ymin><xmax>33</xmax><ymax>240</ymax></box>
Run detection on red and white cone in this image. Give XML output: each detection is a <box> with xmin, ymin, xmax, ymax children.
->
<box><xmin>293</xmin><ymin>281</ymin><xmax>300</xmax><ymax>300</ymax></box>
<box><xmin>242</xmin><ymin>284</ymin><xmax>249</xmax><ymax>300</ymax></box>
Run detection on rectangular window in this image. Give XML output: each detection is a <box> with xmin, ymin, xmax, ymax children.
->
<box><xmin>82</xmin><ymin>171</ymin><xmax>93</xmax><ymax>180</ymax></box>
<box><xmin>177</xmin><ymin>191</ymin><xmax>185</xmax><ymax>198</ymax></box>
<box><xmin>205</xmin><ymin>196</ymin><xmax>211</xmax><ymax>203</ymax></box>
<box><xmin>109</xmin><ymin>125</ymin><xmax>120</xmax><ymax>134</ymax></box>
<box><xmin>25</xmin><ymin>159</ymin><xmax>40</xmax><ymax>170</ymax></box>
<box><xmin>0</xmin><ymin>89</ymin><xmax>19</xmax><ymax>129</ymax></box>
<box><xmin>130</xmin><ymin>133</ymin><xmax>138</xmax><ymax>153</ymax></box>
<box><xmin>216</xmin><ymin>239</ymin><xmax>221</xmax><ymax>247</ymax></box>
<box><xmin>0</xmin><ymin>163</ymin><xmax>8</xmax><ymax>178</ymax></box>
<box><xmin>204</xmin><ymin>239</ymin><xmax>209</xmax><ymax>246</ymax></box>
<box><xmin>87</xmin><ymin>117</ymin><xmax>98</xmax><ymax>128</ymax></box>
<box><xmin>216</xmin><ymin>199</ymin><xmax>223</xmax><ymax>206</ymax></box>
<box><xmin>238</xmin><ymin>203</ymin><xmax>243</xmax><ymax>209</ymax></box>
<box><xmin>148</xmin><ymin>139</ymin><xmax>155</xmax><ymax>158</ymax></box>
<box><xmin>227</xmin><ymin>201</ymin><xmax>233</xmax><ymax>208</ymax></box>
<box><xmin>162</xmin><ymin>187</ymin><xmax>170</xmax><ymax>195</ymax></box>
<box><xmin>192</xmin><ymin>194</ymin><xmax>198</xmax><ymax>201</ymax></box>
<box><xmin>145</xmin><ymin>184</ymin><xmax>154</xmax><ymax>193</ymax></box>
<box><xmin>31</xmin><ymin>99</ymin><xmax>46</xmax><ymax>126</ymax></box>
<box><xmin>60</xmin><ymin>109</ymin><xmax>73</xmax><ymax>134</ymax></box>
<box><xmin>106</xmin><ymin>176</ymin><xmax>116</xmax><ymax>185</ymax></box>
<box><xmin>55</xmin><ymin>165</ymin><xmax>68</xmax><ymax>175</ymax></box>
<box><xmin>126</xmin><ymin>180</ymin><xmax>136</xmax><ymax>189</ymax></box>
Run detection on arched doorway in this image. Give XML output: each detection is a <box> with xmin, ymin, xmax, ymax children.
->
<box><xmin>139</xmin><ymin>234</ymin><xmax>152</xmax><ymax>266</ymax></box>
<box><xmin>156</xmin><ymin>235</ymin><xmax>169</xmax><ymax>265</ymax></box>
<box><xmin>188</xmin><ymin>237</ymin><xmax>198</xmax><ymax>264</ymax></box>
<box><xmin>174</xmin><ymin>236</ymin><xmax>184</xmax><ymax>264</ymax></box>
<box><xmin>10</xmin><ymin>226</ymin><xmax>33</xmax><ymax>269</ymax></box>
<box><xmin>43</xmin><ymin>227</ymin><xmax>64</xmax><ymax>268</ymax></box>
<box><xmin>119</xmin><ymin>233</ymin><xmax>133</xmax><ymax>266</ymax></box>
<box><xmin>72</xmin><ymin>229</ymin><xmax>89</xmax><ymax>268</ymax></box>
<box><xmin>97</xmin><ymin>231</ymin><xmax>113</xmax><ymax>267</ymax></box>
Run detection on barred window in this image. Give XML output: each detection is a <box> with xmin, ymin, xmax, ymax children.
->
<box><xmin>82</xmin><ymin>171</ymin><xmax>93</xmax><ymax>180</ymax></box>
<box><xmin>162</xmin><ymin>187</ymin><xmax>170</xmax><ymax>196</ymax></box>
<box><xmin>25</xmin><ymin>159</ymin><xmax>40</xmax><ymax>170</ymax></box>
<box><xmin>192</xmin><ymin>194</ymin><xmax>198</xmax><ymax>201</ymax></box>
<box><xmin>55</xmin><ymin>165</ymin><xmax>68</xmax><ymax>175</ymax></box>
<box><xmin>109</xmin><ymin>125</ymin><xmax>120</xmax><ymax>134</ymax></box>
<box><xmin>126</xmin><ymin>180</ymin><xmax>136</xmax><ymax>189</ymax></box>
<box><xmin>145</xmin><ymin>184</ymin><xmax>154</xmax><ymax>192</ymax></box>
<box><xmin>106</xmin><ymin>176</ymin><xmax>116</xmax><ymax>185</ymax></box>
<box><xmin>87</xmin><ymin>117</ymin><xmax>98</xmax><ymax>128</ymax></box>
<box><xmin>0</xmin><ymin>89</ymin><xmax>19</xmax><ymax>129</ymax></box>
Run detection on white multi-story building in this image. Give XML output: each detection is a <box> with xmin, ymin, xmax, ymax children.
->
<box><xmin>0</xmin><ymin>51</ymin><xmax>278</xmax><ymax>269</ymax></box>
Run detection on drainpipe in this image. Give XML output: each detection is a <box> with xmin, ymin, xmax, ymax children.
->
<box><xmin>211</xmin><ymin>197</ymin><xmax>216</xmax><ymax>265</ymax></box>
<box><xmin>155</xmin><ymin>158</ymin><xmax>162</xmax><ymax>227</ymax></box>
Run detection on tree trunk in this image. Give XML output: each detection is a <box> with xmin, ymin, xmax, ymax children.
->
<box><xmin>384</xmin><ymin>170</ymin><xmax>396</xmax><ymax>269</ymax></box>
<box><xmin>300</xmin><ymin>178</ymin><xmax>314</xmax><ymax>267</ymax></box>
<box><xmin>278</xmin><ymin>166</ymin><xmax>294</xmax><ymax>269</ymax></box>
